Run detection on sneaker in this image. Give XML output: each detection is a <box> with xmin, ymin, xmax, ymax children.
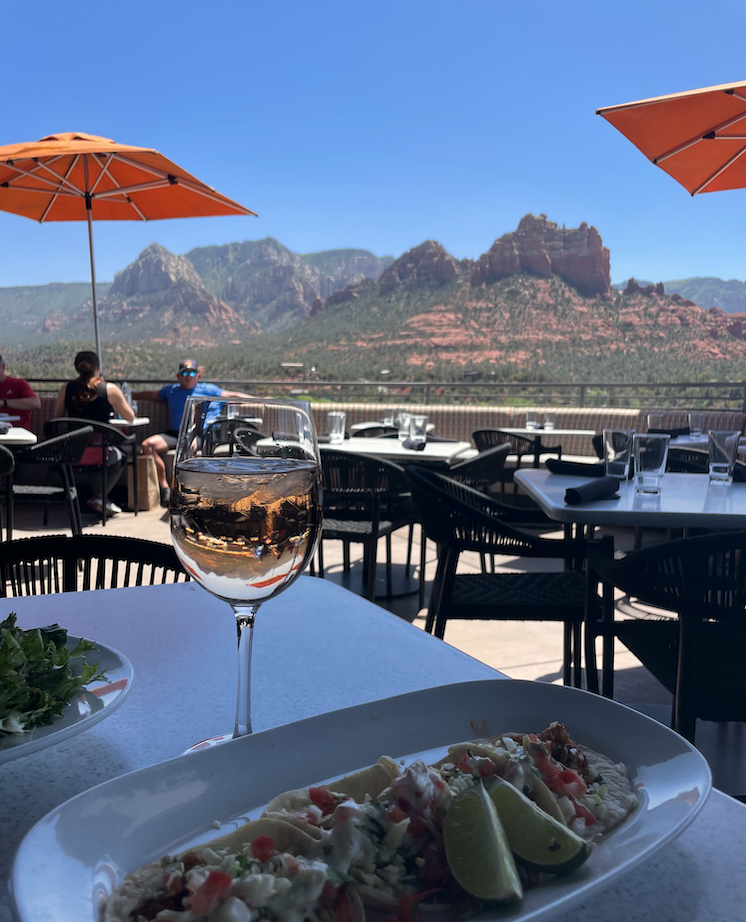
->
<box><xmin>160</xmin><ymin>486</ymin><xmax>171</xmax><ymax>507</ymax></box>
<box><xmin>106</xmin><ymin>500</ymin><xmax>122</xmax><ymax>515</ymax></box>
<box><xmin>86</xmin><ymin>496</ymin><xmax>103</xmax><ymax>514</ymax></box>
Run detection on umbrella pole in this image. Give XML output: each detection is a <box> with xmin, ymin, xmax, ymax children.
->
<box><xmin>86</xmin><ymin>196</ymin><xmax>103</xmax><ymax>373</ymax></box>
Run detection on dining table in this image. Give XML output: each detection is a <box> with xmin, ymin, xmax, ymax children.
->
<box><xmin>499</xmin><ymin>427</ymin><xmax>596</xmax><ymax>467</ymax></box>
<box><xmin>1</xmin><ymin>577</ymin><xmax>746</xmax><ymax>922</ymax></box>
<box><xmin>320</xmin><ymin>437</ymin><xmax>474</xmax><ymax>466</ymax></box>
<box><xmin>0</xmin><ymin>427</ymin><xmax>37</xmax><ymax>448</ymax></box>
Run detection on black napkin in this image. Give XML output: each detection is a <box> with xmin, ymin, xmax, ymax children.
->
<box><xmin>318</xmin><ymin>432</ymin><xmax>349</xmax><ymax>443</ymax></box>
<box><xmin>402</xmin><ymin>437</ymin><xmax>426</xmax><ymax>451</ymax></box>
<box><xmin>649</xmin><ymin>427</ymin><xmax>689</xmax><ymax>438</ymax></box>
<box><xmin>426</xmin><ymin>434</ymin><xmax>459</xmax><ymax>443</ymax></box>
<box><xmin>546</xmin><ymin>459</ymin><xmax>606</xmax><ymax>478</ymax></box>
<box><xmin>565</xmin><ymin>475</ymin><xmax>620</xmax><ymax>505</ymax></box>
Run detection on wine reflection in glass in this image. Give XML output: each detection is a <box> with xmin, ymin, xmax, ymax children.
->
<box><xmin>169</xmin><ymin>397</ymin><xmax>323</xmax><ymax>746</ymax></box>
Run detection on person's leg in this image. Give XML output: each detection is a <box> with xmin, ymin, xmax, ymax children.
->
<box><xmin>142</xmin><ymin>433</ymin><xmax>175</xmax><ymax>505</ymax></box>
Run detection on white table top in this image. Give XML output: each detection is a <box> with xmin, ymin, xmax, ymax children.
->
<box><xmin>500</xmin><ymin>427</ymin><xmax>597</xmax><ymax>438</ymax></box>
<box><xmin>515</xmin><ymin>468</ymin><xmax>746</xmax><ymax>528</ymax></box>
<box><xmin>108</xmin><ymin>416</ymin><xmax>150</xmax><ymax>428</ymax></box>
<box><xmin>1</xmin><ymin>579</ymin><xmax>744</xmax><ymax>922</ymax></box>
<box><xmin>0</xmin><ymin>426</ymin><xmax>37</xmax><ymax>447</ymax></box>
<box><xmin>321</xmin><ymin>438</ymin><xmax>474</xmax><ymax>464</ymax></box>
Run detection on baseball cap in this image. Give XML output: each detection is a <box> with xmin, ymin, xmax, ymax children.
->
<box><xmin>179</xmin><ymin>359</ymin><xmax>198</xmax><ymax>373</ymax></box>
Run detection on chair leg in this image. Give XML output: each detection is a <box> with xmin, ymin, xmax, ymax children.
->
<box><xmin>418</xmin><ymin>528</ymin><xmax>427</xmax><ymax>610</ymax></box>
<box><xmin>101</xmin><ymin>453</ymin><xmax>108</xmax><ymax>527</ymax></box>
<box><xmin>385</xmin><ymin>534</ymin><xmax>393</xmax><ymax>599</ymax></box>
<box><xmin>364</xmin><ymin>538</ymin><xmax>378</xmax><ymax>601</ymax></box>
<box><xmin>562</xmin><ymin>623</ymin><xmax>572</xmax><ymax>686</ymax></box>
<box><xmin>317</xmin><ymin>540</ymin><xmax>325</xmax><ymax>579</ymax></box>
<box><xmin>405</xmin><ymin>524</ymin><xmax>414</xmax><ymax>576</ymax></box>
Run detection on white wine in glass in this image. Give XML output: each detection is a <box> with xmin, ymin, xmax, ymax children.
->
<box><xmin>170</xmin><ymin>398</ymin><xmax>322</xmax><ymax>744</ymax></box>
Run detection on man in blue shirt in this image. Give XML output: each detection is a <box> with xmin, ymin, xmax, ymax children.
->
<box><xmin>134</xmin><ymin>359</ymin><xmax>250</xmax><ymax>506</ymax></box>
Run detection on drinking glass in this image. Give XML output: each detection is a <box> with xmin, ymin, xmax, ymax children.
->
<box><xmin>397</xmin><ymin>413</ymin><xmax>412</xmax><ymax>442</ymax></box>
<box><xmin>327</xmin><ymin>411</ymin><xmax>346</xmax><ymax>444</ymax></box>
<box><xmin>410</xmin><ymin>415</ymin><xmax>428</xmax><ymax>445</ymax></box>
<box><xmin>543</xmin><ymin>413</ymin><xmax>556</xmax><ymax>431</ymax></box>
<box><xmin>647</xmin><ymin>414</ymin><xmax>664</xmax><ymax>431</ymax></box>
<box><xmin>633</xmin><ymin>433</ymin><xmax>670</xmax><ymax>494</ymax></box>
<box><xmin>170</xmin><ymin>397</ymin><xmax>322</xmax><ymax>745</ymax></box>
<box><xmin>708</xmin><ymin>430</ymin><xmax>740</xmax><ymax>484</ymax></box>
<box><xmin>603</xmin><ymin>429</ymin><xmax>635</xmax><ymax>479</ymax></box>
<box><xmin>688</xmin><ymin>412</ymin><xmax>704</xmax><ymax>438</ymax></box>
<box><xmin>526</xmin><ymin>411</ymin><xmax>538</xmax><ymax>430</ymax></box>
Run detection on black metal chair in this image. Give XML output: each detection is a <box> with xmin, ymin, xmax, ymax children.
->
<box><xmin>10</xmin><ymin>427</ymin><xmax>93</xmax><ymax>538</ymax></box>
<box><xmin>44</xmin><ymin>418</ymin><xmax>136</xmax><ymax>526</ymax></box>
<box><xmin>0</xmin><ymin>445</ymin><xmax>15</xmax><ymax>542</ymax></box>
<box><xmin>586</xmin><ymin>532</ymin><xmax>746</xmax><ymax>742</ymax></box>
<box><xmin>447</xmin><ymin>443</ymin><xmax>511</xmax><ymax>492</ymax></box>
<box><xmin>317</xmin><ymin>449</ymin><xmax>418</xmax><ymax>601</ymax></box>
<box><xmin>472</xmin><ymin>429</ymin><xmax>562</xmax><ymax>499</ymax></box>
<box><xmin>0</xmin><ymin>534</ymin><xmax>190</xmax><ymax>597</ymax></box>
<box><xmin>404</xmin><ymin>466</ymin><xmax>594</xmax><ymax>687</ymax></box>
<box><xmin>351</xmin><ymin>425</ymin><xmax>399</xmax><ymax>439</ymax></box>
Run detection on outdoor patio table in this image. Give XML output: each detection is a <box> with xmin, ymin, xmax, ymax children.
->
<box><xmin>320</xmin><ymin>437</ymin><xmax>474</xmax><ymax>466</ymax></box>
<box><xmin>513</xmin><ymin>468</ymin><xmax>746</xmax><ymax>529</ymax></box>
<box><xmin>1</xmin><ymin>577</ymin><xmax>745</xmax><ymax>922</ymax></box>
<box><xmin>0</xmin><ymin>426</ymin><xmax>37</xmax><ymax>448</ymax></box>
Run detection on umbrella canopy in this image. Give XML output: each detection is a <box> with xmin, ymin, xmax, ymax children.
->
<box><xmin>0</xmin><ymin>132</ymin><xmax>256</xmax><ymax>367</ymax></box>
<box><xmin>597</xmin><ymin>79</ymin><xmax>746</xmax><ymax>196</ymax></box>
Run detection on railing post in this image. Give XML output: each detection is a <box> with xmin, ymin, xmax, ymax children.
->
<box><xmin>742</xmin><ymin>383</ymin><xmax>746</xmax><ymax>414</ymax></box>
<box><xmin>579</xmin><ymin>384</ymin><xmax>586</xmax><ymax>407</ymax></box>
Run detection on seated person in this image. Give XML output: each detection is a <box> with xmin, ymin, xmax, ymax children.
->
<box><xmin>0</xmin><ymin>354</ymin><xmax>42</xmax><ymax>429</ymax></box>
<box><xmin>55</xmin><ymin>350</ymin><xmax>135</xmax><ymax>516</ymax></box>
<box><xmin>133</xmin><ymin>359</ymin><xmax>250</xmax><ymax>506</ymax></box>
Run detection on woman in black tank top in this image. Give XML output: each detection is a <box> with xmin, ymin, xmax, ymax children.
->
<box><xmin>54</xmin><ymin>351</ymin><xmax>135</xmax><ymax>516</ymax></box>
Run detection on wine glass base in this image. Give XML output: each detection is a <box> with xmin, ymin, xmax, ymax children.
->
<box><xmin>183</xmin><ymin>733</ymin><xmax>235</xmax><ymax>754</ymax></box>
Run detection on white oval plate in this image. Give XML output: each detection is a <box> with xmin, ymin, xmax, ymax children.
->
<box><xmin>0</xmin><ymin>637</ymin><xmax>133</xmax><ymax>765</ymax></box>
<box><xmin>10</xmin><ymin>679</ymin><xmax>710</xmax><ymax>922</ymax></box>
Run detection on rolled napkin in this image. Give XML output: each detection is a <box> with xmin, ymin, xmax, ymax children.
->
<box><xmin>546</xmin><ymin>458</ymin><xmax>606</xmax><ymax>477</ymax></box>
<box><xmin>565</xmin><ymin>475</ymin><xmax>620</xmax><ymax>505</ymax></box>
<box><xmin>648</xmin><ymin>426</ymin><xmax>690</xmax><ymax>438</ymax></box>
<box><xmin>402</xmin><ymin>437</ymin><xmax>426</xmax><ymax>451</ymax></box>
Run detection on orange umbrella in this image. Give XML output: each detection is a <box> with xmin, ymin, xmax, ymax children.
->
<box><xmin>0</xmin><ymin>132</ymin><xmax>256</xmax><ymax>366</ymax></box>
<box><xmin>597</xmin><ymin>79</ymin><xmax>746</xmax><ymax>197</ymax></box>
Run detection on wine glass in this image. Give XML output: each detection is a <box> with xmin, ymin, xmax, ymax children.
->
<box><xmin>169</xmin><ymin>397</ymin><xmax>322</xmax><ymax>745</ymax></box>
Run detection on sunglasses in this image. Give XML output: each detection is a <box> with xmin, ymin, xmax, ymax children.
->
<box><xmin>179</xmin><ymin>370</ymin><xmax>197</xmax><ymax>377</ymax></box>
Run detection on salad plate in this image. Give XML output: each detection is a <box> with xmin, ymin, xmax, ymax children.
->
<box><xmin>0</xmin><ymin>636</ymin><xmax>133</xmax><ymax>765</ymax></box>
<box><xmin>10</xmin><ymin>679</ymin><xmax>710</xmax><ymax>922</ymax></box>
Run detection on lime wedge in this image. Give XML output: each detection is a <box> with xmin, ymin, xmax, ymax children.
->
<box><xmin>488</xmin><ymin>777</ymin><xmax>592</xmax><ymax>875</ymax></box>
<box><xmin>443</xmin><ymin>782</ymin><xmax>523</xmax><ymax>902</ymax></box>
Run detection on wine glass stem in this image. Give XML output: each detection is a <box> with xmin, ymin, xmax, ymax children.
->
<box><xmin>232</xmin><ymin>604</ymin><xmax>259</xmax><ymax>738</ymax></box>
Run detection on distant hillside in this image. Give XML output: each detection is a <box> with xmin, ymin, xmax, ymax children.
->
<box><xmin>0</xmin><ymin>281</ymin><xmax>112</xmax><ymax>348</ymax></box>
<box><xmin>614</xmin><ymin>277</ymin><xmax>746</xmax><ymax>313</ymax></box>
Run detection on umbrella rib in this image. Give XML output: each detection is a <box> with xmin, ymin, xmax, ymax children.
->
<box><xmin>655</xmin><ymin>105</ymin><xmax>746</xmax><ymax>164</ymax></box>
<box><xmin>0</xmin><ymin>159</ymin><xmax>84</xmax><ymax>196</ymax></box>
<box><xmin>692</xmin><ymin>144</ymin><xmax>746</xmax><ymax>195</ymax></box>
<box><xmin>89</xmin><ymin>153</ymin><xmax>116</xmax><ymax>194</ymax></box>
<box><xmin>93</xmin><ymin>179</ymin><xmax>173</xmax><ymax>199</ymax></box>
<box><xmin>177</xmin><ymin>177</ymin><xmax>256</xmax><ymax>213</ymax></box>
<box><xmin>40</xmin><ymin>155</ymin><xmax>82</xmax><ymax>222</ymax></box>
<box><xmin>110</xmin><ymin>152</ymin><xmax>173</xmax><ymax>181</ymax></box>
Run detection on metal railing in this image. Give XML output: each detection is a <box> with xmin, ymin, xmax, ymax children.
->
<box><xmin>23</xmin><ymin>378</ymin><xmax>746</xmax><ymax>411</ymax></box>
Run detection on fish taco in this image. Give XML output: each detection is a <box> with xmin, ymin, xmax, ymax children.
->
<box><xmin>104</xmin><ymin>723</ymin><xmax>637</xmax><ymax>922</ymax></box>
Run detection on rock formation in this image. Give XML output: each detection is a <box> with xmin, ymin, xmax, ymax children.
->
<box><xmin>378</xmin><ymin>241</ymin><xmax>465</xmax><ymax>294</ymax></box>
<box><xmin>471</xmin><ymin>214</ymin><xmax>611</xmax><ymax>298</ymax></box>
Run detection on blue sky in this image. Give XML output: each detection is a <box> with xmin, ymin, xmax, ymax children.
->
<box><xmin>2</xmin><ymin>0</ymin><xmax>746</xmax><ymax>288</ymax></box>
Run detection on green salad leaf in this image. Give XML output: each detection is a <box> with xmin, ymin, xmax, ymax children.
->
<box><xmin>0</xmin><ymin>613</ymin><xmax>106</xmax><ymax>737</ymax></box>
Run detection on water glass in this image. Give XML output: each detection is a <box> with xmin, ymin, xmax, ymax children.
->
<box><xmin>327</xmin><ymin>411</ymin><xmax>346</xmax><ymax>444</ymax></box>
<box><xmin>544</xmin><ymin>413</ymin><xmax>556</xmax><ymax>431</ymax></box>
<box><xmin>647</xmin><ymin>413</ymin><xmax>664</xmax><ymax>431</ymax></box>
<box><xmin>633</xmin><ymin>433</ymin><xmax>670</xmax><ymax>494</ymax></box>
<box><xmin>603</xmin><ymin>429</ymin><xmax>634</xmax><ymax>479</ymax></box>
<box><xmin>397</xmin><ymin>413</ymin><xmax>412</xmax><ymax>442</ymax></box>
<box><xmin>410</xmin><ymin>415</ymin><xmax>428</xmax><ymax>445</ymax></box>
<box><xmin>526</xmin><ymin>411</ymin><xmax>538</xmax><ymax>430</ymax></box>
<box><xmin>688</xmin><ymin>412</ymin><xmax>704</xmax><ymax>438</ymax></box>
<box><xmin>708</xmin><ymin>430</ymin><xmax>740</xmax><ymax>484</ymax></box>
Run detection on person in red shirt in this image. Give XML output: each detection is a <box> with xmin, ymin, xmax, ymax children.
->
<box><xmin>0</xmin><ymin>355</ymin><xmax>41</xmax><ymax>430</ymax></box>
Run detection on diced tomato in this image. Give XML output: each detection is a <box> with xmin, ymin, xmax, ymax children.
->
<box><xmin>334</xmin><ymin>888</ymin><xmax>356</xmax><ymax>922</ymax></box>
<box><xmin>571</xmin><ymin>799</ymin><xmax>596</xmax><ymax>826</ymax></box>
<box><xmin>319</xmin><ymin>881</ymin><xmax>340</xmax><ymax>909</ymax></box>
<box><xmin>309</xmin><ymin>785</ymin><xmax>344</xmax><ymax>816</ymax></box>
<box><xmin>250</xmin><ymin>835</ymin><xmax>276</xmax><ymax>862</ymax></box>
<box><xmin>386</xmin><ymin>804</ymin><xmax>408</xmax><ymax>824</ymax></box>
<box><xmin>188</xmin><ymin>870</ymin><xmax>233</xmax><ymax>917</ymax></box>
<box><xmin>455</xmin><ymin>752</ymin><xmax>497</xmax><ymax>778</ymax></box>
<box><xmin>406</xmin><ymin>815</ymin><xmax>429</xmax><ymax>839</ymax></box>
<box><xmin>283</xmin><ymin>854</ymin><xmax>300</xmax><ymax>877</ymax></box>
<box><xmin>419</xmin><ymin>842</ymin><xmax>451</xmax><ymax>888</ymax></box>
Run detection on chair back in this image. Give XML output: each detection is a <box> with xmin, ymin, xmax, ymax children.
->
<box><xmin>14</xmin><ymin>427</ymin><xmax>94</xmax><ymax>465</ymax></box>
<box><xmin>667</xmin><ymin>447</ymin><xmax>709</xmax><ymax>473</ymax></box>
<box><xmin>0</xmin><ymin>445</ymin><xmax>15</xmax><ymax>477</ymax></box>
<box><xmin>0</xmin><ymin>534</ymin><xmax>190</xmax><ymax>596</ymax></box>
<box><xmin>448</xmin><ymin>444</ymin><xmax>510</xmax><ymax>490</ymax></box>
<box><xmin>404</xmin><ymin>466</ymin><xmax>585</xmax><ymax>559</ymax></box>
<box><xmin>45</xmin><ymin>417</ymin><xmax>130</xmax><ymax>453</ymax></box>
<box><xmin>351</xmin><ymin>425</ymin><xmax>399</xmax><ymax>439</ymax></box>
<box><xmin>321</xmin><ymin>449</ymin><xmax>408</xmax><ymax>498</ymax></box>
